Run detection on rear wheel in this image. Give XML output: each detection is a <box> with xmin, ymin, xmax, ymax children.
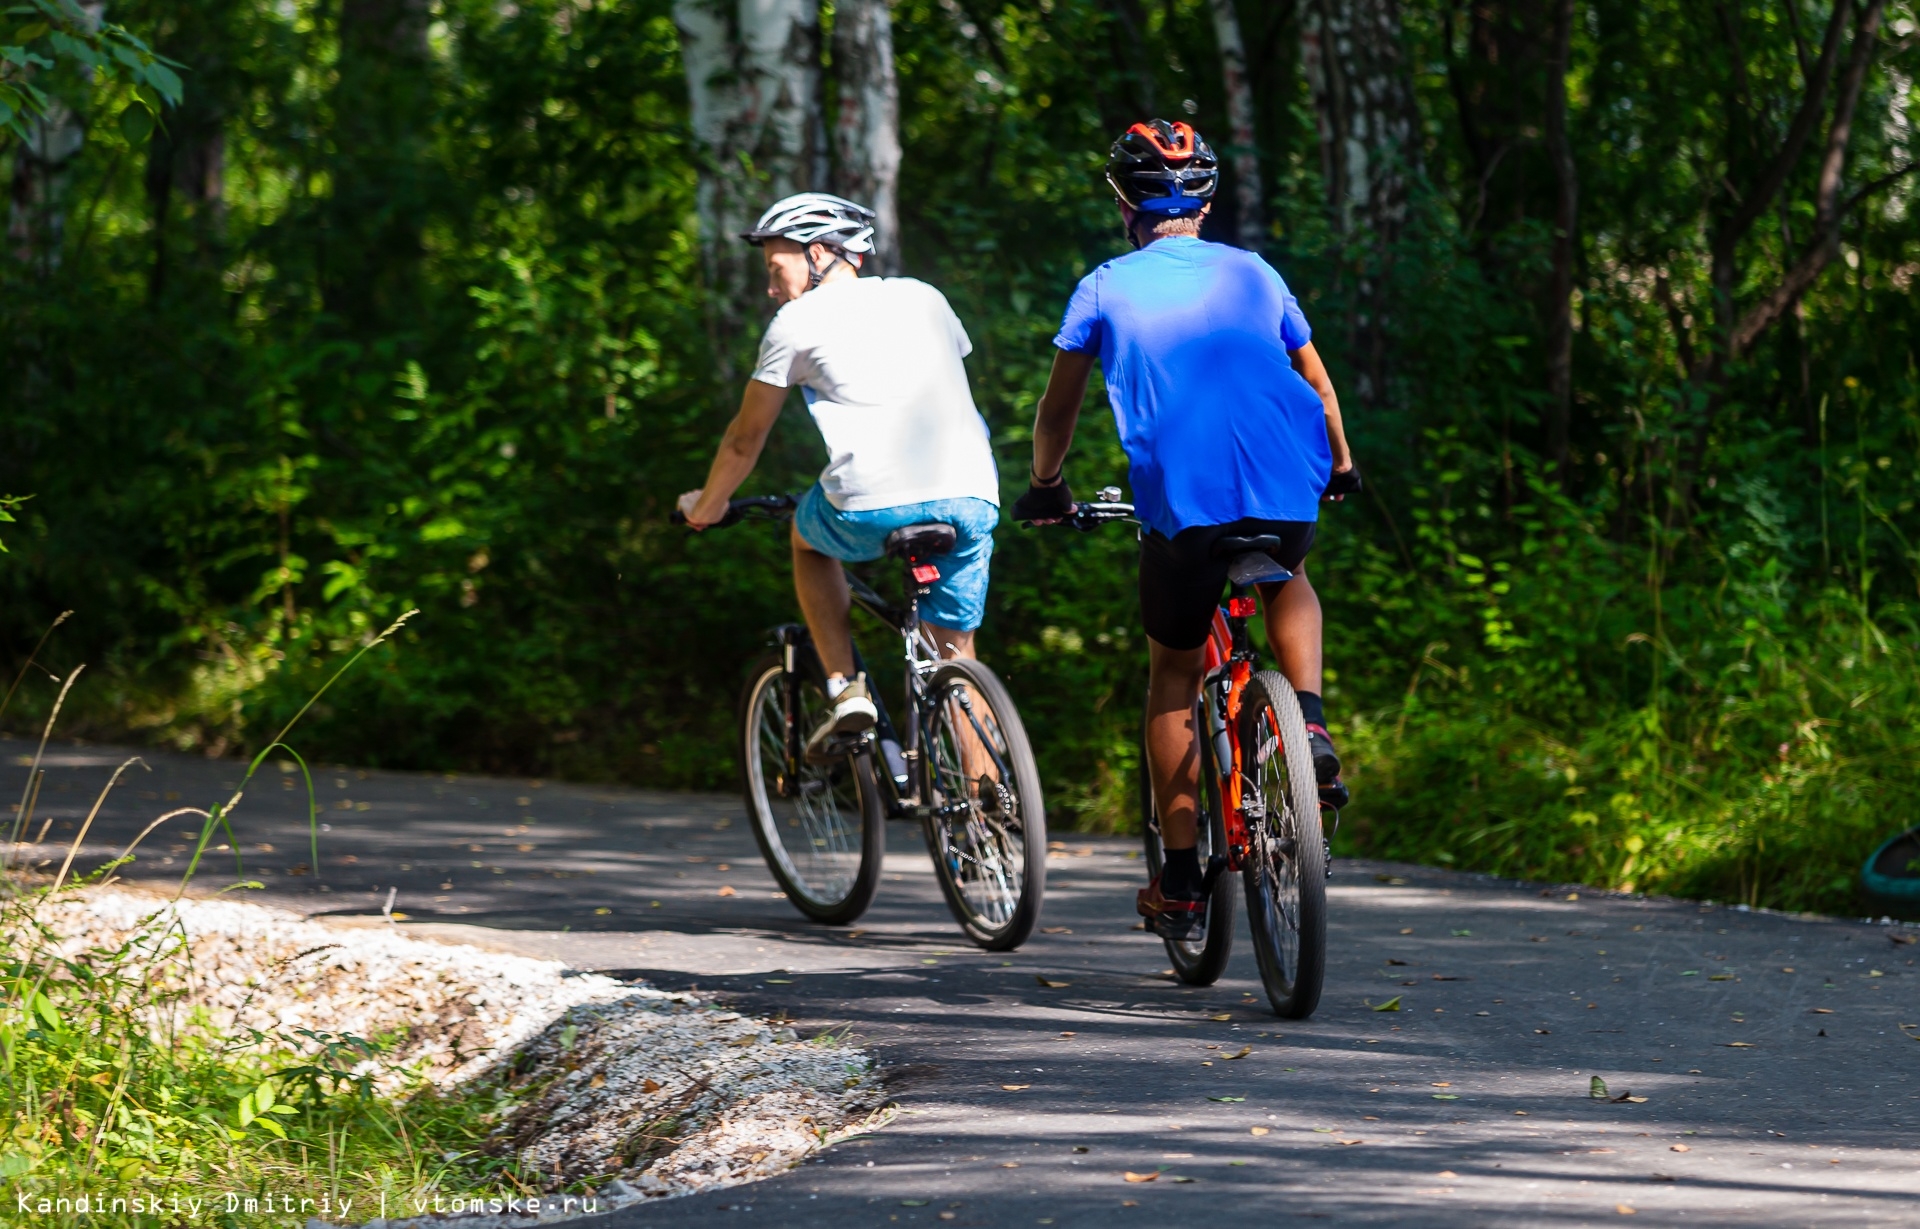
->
<box><xmin>920</xmin><ymin>658</ymin><xmax>1046</xmax><ymax>951</ymax></box>
<box><xmin>1141</xmin><ymin>700</ymin><xmax>1235</xmax><ymax>986</ymax></box>
<box><xmin>1236</xmin><ymin>670</ymin><xmax>1327</xmax><ymax>1018</ymax></box>
<box><xmin>740</xmin><ymin>654</ymin><xmax>884</xmax><ymax>924</ymax></box>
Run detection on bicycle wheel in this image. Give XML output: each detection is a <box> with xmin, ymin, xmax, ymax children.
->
<box><xmin>919</xmin><ymin>658</ymin><xmax>1046</xmax><ymax>950</ymax></box>
<box><xmin>1236</xmin><ymin>669</ymin><xmax>1327</xmax><ymax>1018</ymax></box>
<box><xmin>1140</xmin><ymin>700</ymin><xmax>1235</xmax><ymax>985</ymax></box>
<box><xmin>740</xmin><ymin>654</ymin><xmax>884</xmax><ymax>924</ymax></box>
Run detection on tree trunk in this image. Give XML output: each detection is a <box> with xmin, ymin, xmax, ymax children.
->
<box><xmin>1206</xmin><ymin>0</ymin><xmax>1263</xmax><ymax>251</ymax></box>
<box><xmin>1299</xmin><ymin>0</ymin><xmax>1418</xmax><ymax>242</ymax></box>
<box><xmin>1543</xmin><ymin>0</ymin><xmax>1577</xmax><ymax>475</ymax></box>
<box><xmin>1299</xmin><ymin>0</ymin><xmax>1420</xmax><ymax>403</ymax></box>
<box><xmin>676</xmin><ymin>0</ymin><xmax>825</xmax><ymax>349</ymax></box>
<box><xmin>6</xmin><ymin>98</ymin><xmax>87</xmax><ymax>272</ymax></box>
<box><xmin>327</xmin><ymin>0</ymin><xmax>433</xmax><ymax>334</ymax></box>
<box><xmin>830</xmin><ymin>0</ymin><xmax>901</xmax><ymax>273</ymax></box>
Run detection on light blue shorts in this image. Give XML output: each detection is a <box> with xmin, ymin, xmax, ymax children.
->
<box><xmin>794</xmin><ymin>485</ymin><xmax>999</xmax><ymax>631</ymax></box>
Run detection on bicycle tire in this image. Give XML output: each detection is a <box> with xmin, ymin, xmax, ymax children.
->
<box><xmin>1236</xmin><ymin>669</ymin><xmax>1327</xmax><ymax>1018</ymax></box>
<box><xmin>739</xmin><ymin>653</ymin><xmax>884</xmax><ymax>925</ymax></box>
<box><xmin>919</xmin><ymin>658</ymin><xmax>1046</xmax><ymax>950</ymax></box>
<box><xmin>1140</xmin><ymin>699</ymin><xmax>1235</xmax><ymax>985</ymax></box>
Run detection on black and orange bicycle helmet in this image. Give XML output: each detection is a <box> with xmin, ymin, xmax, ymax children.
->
<box><xmin>1105</xmin><ymin>119</ymin><xmax>1219</xmax><ymax>216</ymax></box>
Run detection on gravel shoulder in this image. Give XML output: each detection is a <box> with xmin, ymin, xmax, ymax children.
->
<box><xmin>6</xmin><ymin>737</ymin><xmax>1917</xmax><ymax>1228</ymax></box>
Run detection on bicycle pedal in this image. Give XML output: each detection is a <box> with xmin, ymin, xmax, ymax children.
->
<box><xmin>1318</xmin><ymin>781</ymin><xmax>1351</xmax><ymax>809</ymax></box>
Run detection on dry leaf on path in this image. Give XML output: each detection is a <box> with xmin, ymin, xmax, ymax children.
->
<box><xmin>1336</xmin><ymin>1139</ymin><xmax>1365</xmax><ymax>1146</ymax></box>
<box><xmin>717</xmin><ymin>886</ymin><xmax>737</xmax><ymax>897</ymax></box>
<box><xmin>1250</xmin><ymin>1127</ymin><xmax>1270</xmax><ymax>1136</ymax></box>
<box><xmin>1436</xmin><ymin>1170</ymin><xmax>1458</xmax><ymax>1178</ymax></box>
<box><xmin>1041</xmin><ymin>926</ymin><xmax>1072</xmax><ymax>934</ymax></box>
<box><xmin>1616</xmin><ymin>1206</ymin><xmax>1636</xmax><ymax>1216</ymax></box>
<box><xmin>1124</xmin><ymin>1170</ymin><xmax>1164</xmax><ymax>1183</ymax></box>
<box><xmin>1722</xmin><ymin>1041</ymin><xmax>1755</xmax><ymax>1048</ymax></box>
<box><xmin>1371</xmin><ymin>996</ymin><xmax>1403</xmax><ymax>1012</ymax></box>
<box><xmin>1225</xmin><ymin>1046</ymin><xmax>1252</xmax><ymax>1059</ymax></box>
<box><xmin>1035</xmin><ymin>976</ymin><xmax>1070</xmax><ymax>988</ymax></box>
<box><xmin>1210</xmin><ymin>1013</ymin><xmax>1232</xmax><ymax>1021</ymax></box>
<box><xmin>1670</xmin><ymin>1144</ymin><xmax>1690</xmax><ymax>1152</ymax></box>
<box><xmin>1001</xmin><ymin>1084</ymin><xmax>1030</xmax><ymax>1091</ymax></box>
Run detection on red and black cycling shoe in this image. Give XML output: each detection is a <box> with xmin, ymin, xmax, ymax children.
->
<box><xmin>1304</xmin><ymin>723</ymin><xmax>1342</xmax><ymax>784</ymax></box>
<box><xmin>1137</xmin><ymin>875</ymin><xmax>1208</xmax><ymax>942</ymax></box>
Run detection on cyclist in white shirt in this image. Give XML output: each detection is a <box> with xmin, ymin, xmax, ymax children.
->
<box><xmin>678</xmin><ymin>194</ymin><xmax>1001</xmax><ymax>757</ymax></box>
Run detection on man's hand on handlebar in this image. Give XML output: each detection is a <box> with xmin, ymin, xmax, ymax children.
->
<box><xmin>1322</xmin><ymin>462</ymin><xmax>1362</xmax><ymax>503</ymax></box>
<box><xmin>676</xmin><ymin>488</ymin><xmax>725</xmax><ymax>530</ymax></box>
<box><xmin>1011</xmin><ymin>477</ymin><xmax>1076</xmax><ymax>524</ymax></box>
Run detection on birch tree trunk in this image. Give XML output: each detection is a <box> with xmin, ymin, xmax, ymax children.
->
<box><xmin>1298</xmin><ymin>0</ymin><xmax>1418</xmax><ymax>242</ymax></box>
<box><xmin>6</xmin><ymin>3</ymin><xmax>100</xmax><ymax>272</ymax></box>
<box><xmin>830</xmin><ymin>0</ymin><xmax>900</xmax><ymax>273</ymax></box>
<box><xmin>1206</xmin><ymin>0</ymin><xmax>1263</xmax><ymax>251</ymax></box>
<box><xmin>676</xmin><ymin>0</ymin><xmax>825</xmax><ymax>347</ymax></box>
<box><xmin>1299</xmin><ymin>0</ymin><xmax>1420</xmax><ymax>402</ymax></box>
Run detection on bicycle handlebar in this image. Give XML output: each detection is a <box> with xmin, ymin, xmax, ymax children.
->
<box><xmin>670</xmin><ymin>493</ymin><xmax>798</xmax><ymax>529</ymax></box>
<box><xmin>1020</xmin><ymin>499</ymin><xmax>1137</xmax><ymax>532</ymax></box>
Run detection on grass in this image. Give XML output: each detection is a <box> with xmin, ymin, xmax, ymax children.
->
<box><xmin>0</xmin><ymin>610</ymin><xmax>552</xmax><ymax>1226</ymax></box>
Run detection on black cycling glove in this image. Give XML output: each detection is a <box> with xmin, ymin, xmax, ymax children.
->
<box><xmin>1322</xmin><ymin>463</ymin><xmax>1363</xmax><ymax>500</ymax></box>
<box><xmin>1012</xmin><ymin>479</ymin><xmax>1075</xmax><ymax>523</ymax></box>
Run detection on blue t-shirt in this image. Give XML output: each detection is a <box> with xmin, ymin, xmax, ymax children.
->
<box><xmin>1053</xmin><ymin>237</ymin><xmax>1331</xmax><ymax>538</ymax></box>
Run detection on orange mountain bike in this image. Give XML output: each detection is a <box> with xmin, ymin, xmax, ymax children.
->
<box><xmin>1047</xmin><ymin>489</ymin><xmax>1329</xmax><ymax>1018</ymax></box>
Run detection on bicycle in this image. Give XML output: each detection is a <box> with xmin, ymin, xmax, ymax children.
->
<box><xmin>674</xmin><ymin>494</ymin><xmax>1047</xmax><ymax>950</ymax></box>
<box><xmin>1037</xmin><ymin>488</ymin><xmax>1331</xmax><ymax>1018</ymax></box>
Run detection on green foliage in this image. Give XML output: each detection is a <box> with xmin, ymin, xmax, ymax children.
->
<box><xmin>2</xmin><ymin>0</ymin><xmax>1920</xmax><ymax>918</ymax></box>
<box><xmin>0</xmin><ymin>0</ymin><xmax>182</xmax><ymax>142</ymax></box>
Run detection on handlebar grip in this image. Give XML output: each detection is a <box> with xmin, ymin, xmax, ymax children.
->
<box><xmin>669</xmin><ymin>508</ymin><xmax>688</xmax><ymax>526</ymax></box>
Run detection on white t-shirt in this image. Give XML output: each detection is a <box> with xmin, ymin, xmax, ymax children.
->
<box><xmin>750</xmin><ymin>276</ymin><xmax>1000</xmax><ymax>512</ymax></box>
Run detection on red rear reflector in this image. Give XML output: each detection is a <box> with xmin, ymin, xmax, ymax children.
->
<box><xmin>912</xmin><ymin>564</ymin><xmax>941</xmax><ymax>584</ymax></box>
<box><xmin>1227</xmin><ymin>596</ymin><xmax>1257</xmax><ymax>618</ymax></box>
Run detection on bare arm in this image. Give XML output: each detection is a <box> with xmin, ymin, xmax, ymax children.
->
<box><xmin>1031</xmin><ymin>349</ymin><xmax>1099</xmax><ymax>485</ymax></box>
<box><xmin>678</xmin><ymin>380</ymin><xmax>789</xmax><ymax>528</ymax></box>
<box><xmin>1288</xmin><ymin>341</ymin><xmax>1353</xmax><ymax>475</ymax></box>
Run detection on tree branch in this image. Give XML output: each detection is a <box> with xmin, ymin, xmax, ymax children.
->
<box><xmin>1718</xmin><ymin>0</ymin><xmax>1851</xmax><ymax>250</ymax></box>
<box><xmin>1814</xmin><ymin>0</ymin><xmax>1886</xmax><ymax>229</ymax></box>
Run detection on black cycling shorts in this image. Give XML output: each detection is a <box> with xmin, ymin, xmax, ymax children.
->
<box><xmin>1138</xmin><ymin>518</ymin><xmax>1316</xmax><ymax>651</ymax></box>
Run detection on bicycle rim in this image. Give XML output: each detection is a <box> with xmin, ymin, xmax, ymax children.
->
<box><xmin>741</xmin><ymin>658</ymin><xmax>881</xmax><ymax>922</ymax></box>
<box><xmin>1238</xmin><ymin>670</ymin><xmax>1326</xmax><ymax>1018</ymax></box>
<box><xmin>921</xmin><ymin>660</ymin><xmax>1044</xmax><ymax>950</ymax></box>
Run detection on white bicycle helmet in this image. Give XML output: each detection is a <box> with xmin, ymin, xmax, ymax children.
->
<box><xmin>741</xmin><ymin>192</ymin><xmax>877</xmax><ymax>253</ymax></box>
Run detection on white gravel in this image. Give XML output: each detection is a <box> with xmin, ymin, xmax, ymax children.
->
<box><xmin>17</xmin><ymin>884</ymin><xmax>888</xmax><ymax>1222</ymax></box>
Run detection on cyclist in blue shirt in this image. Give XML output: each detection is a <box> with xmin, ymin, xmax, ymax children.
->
<box><xmin>1013</xmin><ymin>120</ymin><xmax>1358</xmax><ymax>940</ymax></box>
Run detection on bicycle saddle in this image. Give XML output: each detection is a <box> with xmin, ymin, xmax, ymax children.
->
<box><xmin>1212</xmin><ymin>535</ymin><xmax>1294</xmax><ymax>586</ymax></box>
<box><xmin>883</xmin><ymin>522</ymin><xmax>958</xmax><ymax>564</ymax></box>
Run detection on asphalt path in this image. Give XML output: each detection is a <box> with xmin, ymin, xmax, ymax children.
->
<box><xmin>5</xmin><ymin>736</ymin><xmax>1918</xmax><ymax>1227</ymax></box>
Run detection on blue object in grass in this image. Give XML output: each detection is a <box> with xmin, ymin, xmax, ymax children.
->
<box><xmin>1860</xmin><ymin>826</ymin><xmax>1920</xmax><ymax>915</ymax></box>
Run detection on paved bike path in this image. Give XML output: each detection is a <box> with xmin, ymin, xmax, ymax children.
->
<box><xmin>5</xmin><ymin>736</ymin><xmax>1916</xmax><ymax>1227</ymax></box>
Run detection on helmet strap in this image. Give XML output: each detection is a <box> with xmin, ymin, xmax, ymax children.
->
<box><xmin>804</xmin><ymin>243</ymin><xmax>845</xmax><ymax>288</ymax></box>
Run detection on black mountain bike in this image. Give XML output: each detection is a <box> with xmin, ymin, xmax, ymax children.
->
<box><xmin>676</xmin><ymin>494</ymin><xmax>1047</xmax><ymax>950</ymax></box>
<box><xmin>1037</xmin><ymin>488</ymin><xmax>1331</xmax><ymax>1018</ymax></box>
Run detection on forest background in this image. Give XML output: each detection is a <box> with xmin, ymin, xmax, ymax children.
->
<box><xmin>4</xmin><ymin>0</ymin><xmax>1919</xmax><ymax>915</ymax></box>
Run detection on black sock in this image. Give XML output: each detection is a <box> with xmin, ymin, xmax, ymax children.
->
<box><xmin>1163</xmin><ymin>846</ymin><xmax>1203</xmax><ymax>898</ymax></box>
<box><xmin>1296</xmin><ymin>690</ymin><xmax>1325</xmax><ymax>729</ymax></box>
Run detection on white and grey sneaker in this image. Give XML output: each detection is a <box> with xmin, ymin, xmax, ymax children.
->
<box><xmin>805</xmin><ymin>675</ymin><xmax>878</xmax><ymax>761</ymax></box>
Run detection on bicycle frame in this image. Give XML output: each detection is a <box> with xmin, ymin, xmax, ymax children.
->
<box><xmin>1200</xmin><ymin>601</ymin><xmax>1258</xmax><ymax>874</ymax></box>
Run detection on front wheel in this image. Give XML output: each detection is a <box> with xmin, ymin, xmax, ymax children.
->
<box><xmin>740</xmin><ymin>653</ymin><xmax>884</xmax><ymax>924</ymax></box>
<box><xmin>919</xmin><ymin>658</ymin><xmax>1046</xmax><ymax>951</ymax></box>
<box><xmin>1236</xmin><ymin>670</ymin><xmax>1327</xmax><ymax>1018</ymax></box>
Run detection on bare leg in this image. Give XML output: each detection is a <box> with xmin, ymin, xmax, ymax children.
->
<box><xmin>792</xmin><ymin>522</ymin><xmax>856</xmax><ymax>678</ymax></box>
<box><xmin>1145</xmin><ymin>637</ymin><xmax>1208</xmax><ymax>849</ymax></box>
<box><xmin>923</xmin><ymin>623</ymin><xmax>983</xmax><ymax>782</ymax></box>
<box><xmin>918</xmin><ymin>623</ymin><xmax>975</xmax><ymax>660</ymax></box>
<box><xmin>1259</xmin><ymin>565</ymin><xmax>1323</xmax><ymax>697</ymax></box>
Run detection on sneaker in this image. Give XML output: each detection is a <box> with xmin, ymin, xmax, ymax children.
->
<box><xmin>1304</xmin><ymin>723</ymin><xmax>1342</xmax><ymax>786</ymax></box>
<box><xmin>1137</xmin><ymin>874</ymin><xmax>1208</xmax><ymax>942</ymax></box>
<box><xmin>805</xmin><ymin>676</ymin><xmax>877</xmax><ymax>761</ymax></box>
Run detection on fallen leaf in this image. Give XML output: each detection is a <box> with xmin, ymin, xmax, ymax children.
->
<box><xmin>1869</xmin><ymin>969</ymin><xmax>1885</xmax><ymax>977</ymax></box>
<box><xmin>1680</xmin><ymin>970</ymin><xmax>1699</xmax><ymax>977</ymax></box>
<box><xmin>765</xmin><ymin>978</ymin><xmax>793</xmax><ymax>984</ymax></box>
<box><xmin>1431</xmin><ymin>1082</ymin><xmax>1451</xmax><ymax>1087</ymax></box>
<box><xmin>1670</xmin><ymin>1144</ymin><xmax>1690</xmax><ymax>1153</ymax></box>
<box><xmin>1589</xmin><ymin>1149</ymin><xmax>1616</xmax><ymax>1154</ymax></box>
<box><xmin>1123</xmin><ymin>1170</ymin><xmax>1163</xmax><ymax>1183</ymax></box>
<box><xmin>1122</xmin><ymin>1201</ymin><xmax>1139</xmax><ymax>1208</ymax></box>
<box><xmin>1616</xmin><ymin>1204</ymin><xmax>1636</xmax><ymax>1215</ymax></box>
<box><xmin>1708</xmin><ymin>974</ymin><xmax>1734</xmax><ymax>981</ymax></box>
<box><xmin>1891</xmin><ymin>933</ymin><xmax>1916</xmax><ymax>945</ymax></box>
<box><xmin>1225</xmin><ymin>1046</ymin><xmax>1252</xmax><ymax>1059</ymax></box>
<box><xmin>1451</xmin><ymin>929</ymin><xmax>1472</xmax><ymax>937</ymax></box>
<box><xmin>1041</xmin><ymin>926</ymin><xmax>1072</xmax><ymax>934</ymax></box>
<box><xmin>1208</xmin><ymin>1095</ymin><xmax>1246</xmax><ymax>1102</ymax></box>
<box><xmin>1590</xmin><ymin>1076</ymin><xmax>1610</xmax><ymax>1099</ymax></box>
<box><xmin>1250</xmin><ymin>1127</ymin><xmax>1270</xmax><ymax>1136</ymax></box>
<box><xmin>1058</xmin><ymin>1031</ymin><xmax>1077</xmax><ymax>1037</ymax></box>
<box><xmin>1210</xmin><ymin>1013</ymin><xmax>1232</xmax><ymax>1021</ymax></box>
<box><xmin>1513</xmin><ymin>1110</ymin><xmax>1528</xmax><ymax>1116</ymax></box>
<box><xmin>1336</xmin><ymin>1139</ymin><xmax>1365</xmax><ymax>1146</ymax></box>
<box><xmin>1721</xmin><ymin>1041</ymin><xmax>1755</xmax><ymax>1048</ymax></box>
<box><xmin>750</xmin><ymin>1152</ymin><xmax>767</xmax><ymax>1164</ymax></box>
<box><xmin>717</xmin><ymin>885</ymin><xmax>737</xmax><ymax>897</ymax></box>
<box><xmin>589</xmin><ymin>1072</ymin><xmax>606</xmax><ymax>1088</ymax></box>
<box><xmin>1001</xmin><ymin>1084</ymin><xmax>1031</xmax><ymax>1091</ymax></box>
<box><xmin>641</xmin><ymin>1078</ymin><xmax>661</xmax><ymax>1093</ymax></box>
<box><xmin>846</xmin><ymin>929</ymin><xmax>867</xmax><ymax>938</ymax></box>
<box><xmin>1431</xmin><ymin>1094</ymin><xmax>1458</xmax><ymax>1101</ymax></box>
<box><xmin>1035</xmin><ymin>976</ymin><xmax>1070</xmax><ymax>988</ymax></box>
<box><xmin>1399</xmin><ymin>927</ymin><xmax>1414</xmax><ymax>935</ymax></box>
<box><xmin>1371</xmin><ymin>996</ymin><xmax>1403</xmax><ymax>1012</ymax></box>
<box><xmin>1534</xmin><ymin>1028</ymin><xmax>1552</xmax><ymax>1034</ymax></box>
<box><xmin>1810</xmin><ymin>1008</ymin><xmax>1834</xmax><ymax>1014</ymax></box>
<box><xmin>1001</xmin><ymin>1162</ymin><xmax>1020</xmax><ymax>1169</ymax></box>
<box><xmin>1386</xmin><ymin>958</ymin><xmax>1409</xmax><ymax>966</ymax></box>
<box><xmin>1436</xmin><ymin>1170</ymin><xmax>1458</xmax><ymax>1178</ymax></box>
<box><xmin>1170</xmin><ymin>1176</ymin><xmax>1196</xmax><ymax>1183</ymax></box>
<box><xmin>901</xmin><ymin>1200</ymin><xmax>929</xmax><ymax>1207</ymax></box>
